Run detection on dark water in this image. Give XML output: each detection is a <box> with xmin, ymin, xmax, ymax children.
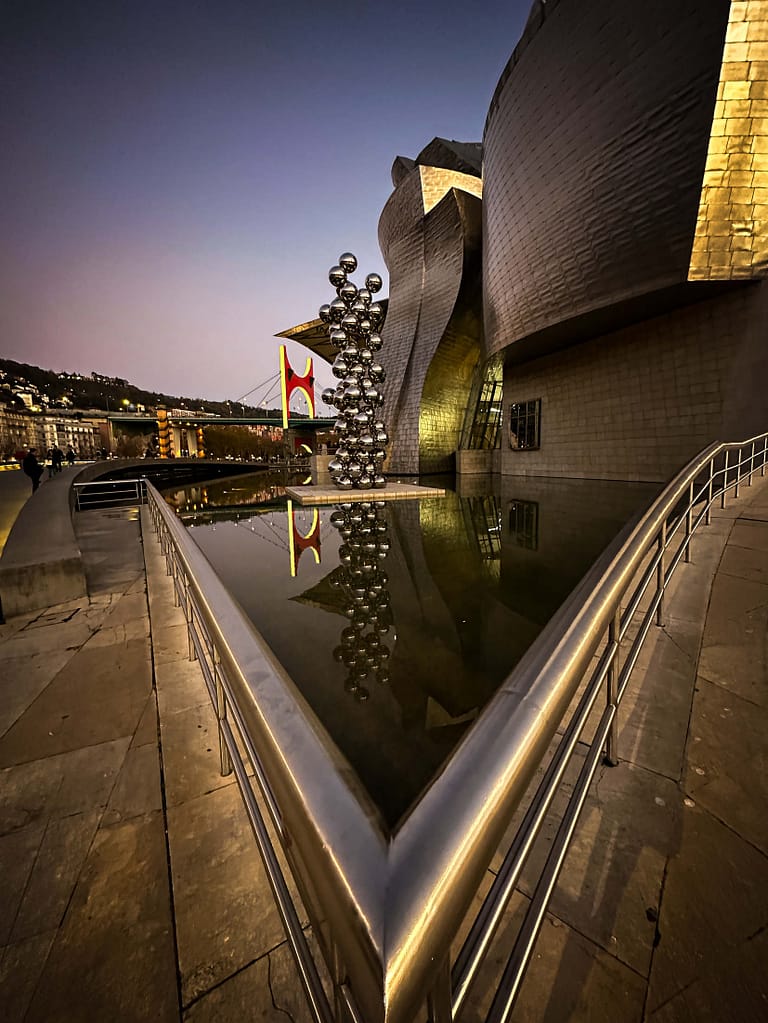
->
<box><xmin>163</xmin><ymin>471</ymin><xmax>659</xmax><ymax>829</ymax></box>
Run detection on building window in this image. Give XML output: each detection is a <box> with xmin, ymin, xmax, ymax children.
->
<box><xmin>509</xmin><ymin>399</ymin><xmax>541</xmax><ymax>450</ymax></box>
<box><xmin>508</xmin><ymin>499</ymin><xmax>539</xmax><ymax>550</ymax></box>
<box><xmin>467</xmin><ymin>380</ymin><xmax>502</xmax><ymax>450</ymax></box>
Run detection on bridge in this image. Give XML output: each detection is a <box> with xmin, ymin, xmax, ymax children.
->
<box><xmin>105</xmin><ymin>414</ymin><xmax>337</xmax><ymax>458</ymax></box>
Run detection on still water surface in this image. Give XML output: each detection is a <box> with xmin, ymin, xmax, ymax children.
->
<box><xmin>164</xmin><ymin>471</ymin><xmax>659</xmax><ymax>828</ymax></box>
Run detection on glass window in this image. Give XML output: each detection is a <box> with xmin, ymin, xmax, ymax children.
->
<box><xmin>509</xmin><ymin>399</ymin><xmax>541</xmax><ymax>451</ymax></box>
<box><xmin>468</xmin><ymin>380</ymin><xmax>502</xmax><ymax>450</ymax></box>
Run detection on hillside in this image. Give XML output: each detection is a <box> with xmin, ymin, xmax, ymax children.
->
<box><xmin>0</xmin><ymin>358</ymin><xmax>281</xmax><ymax>418</ymax></box>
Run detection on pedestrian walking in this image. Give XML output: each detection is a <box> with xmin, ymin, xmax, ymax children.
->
<box><xmin>22</xmin><ymin>449</ymin><xmax>44</xmax><ymax>493</ymax></box>
<box><xmin>53</xmin><ymin>446</ymin><xmax>64</xmax><ymax>472</ymax></box>
<box><xmin>66</xmin><ymin>446</ymin><xmax>76</xmax><ymax>465</ymax></box>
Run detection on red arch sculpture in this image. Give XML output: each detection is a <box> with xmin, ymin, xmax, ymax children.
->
<box><xmin>280</xmin><ymin>345</ymin><xmax>315</xmax><ymax>428</ymax></box>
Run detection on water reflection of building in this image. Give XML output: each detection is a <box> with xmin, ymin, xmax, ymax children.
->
<box><xmin>167</xmin><ymin>470</ymin><xmax>294</xmax><ymax>522</ymax></box>
<box><xmin>185</xmin><ymin>475</ymin><xmax>659</xmax><ymax>826</ymax></box>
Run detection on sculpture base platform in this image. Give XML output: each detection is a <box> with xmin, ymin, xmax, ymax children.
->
<box><xmin>285</xmin><ymin>482</ymin><xmax>445</xmax><ymax>505</ymax></box>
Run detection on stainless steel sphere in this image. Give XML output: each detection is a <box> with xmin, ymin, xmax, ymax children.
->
<box><xmin>330</xmin><ymin>328</ymin><xmax>348</xmax><ymax>347</ymax></box>
<box><xmin>329</xmin><ymin>265</ymin><xmax>346</xmax><ymax>288</ymax></box>
<box><xmin>339</xmin><ymin>281</ymin><xmax>358</xmax><ymax>306</ymax></box>
<box><xmin>321</xmin><ymin>387</ymin><xmax>336</xmax><ymax>406</ymax></box>
<box><xmin>365</xmin><ymin>272</ymin><xmax>382</xmax><ymax>293</ymax></box>
<box><xmin>329</xmin><ymin>298</ymin><xmax>346</xmax><ymax>322</ymax></box>
<box><xmin>319</xmin><ymin>303</ymin><xmax>332</xmax><ymax>322</ymax></box>
<box><xmin>338</xmin><ymin>252</ymin><xmax>358</xmax><ymax>273</ymax></box>
<box><xmin>357</xmin><ymin>288</ymin><xmax>372</xmax><ymax>307</ymax></box>
<box><xmin>331</xmin><ymin>357</ymin><xmax>348</xmax><ymax>378</ymax></box>
<box><xmin>341</xmin><ymin>313</ymin><xmax>358</xmax><ymax>331</ymax></box>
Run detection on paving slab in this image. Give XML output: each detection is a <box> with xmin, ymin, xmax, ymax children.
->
<box><xmin>0</xmin><ymin>928</ymin><xmax>57</xmax><ymax>1023</ymax></box>
<box><xmin>156</xmin><ymin>655</ymin><xmax>212</xmax><ymax>717</ymax></box>
<box><xmin>183</xmin><ymin>938</ymin><xmax>318</xmax><ymax>1023</ymax></box>
<box><xmin>0</xmin><ymin>614</ymin><xmax>95</xmax><ymax>661</ymax></box>
<box><xmin>132</xmin><ymin>691</ymin><xmax>160</xmax><ymax>747</ymax></box>
<box><xmin>0</xmin><ymin>648</ymin><xmax>78</xmax><ymax>738</ymax></box>
<box><xmin>160</xmin><ymin>700</ymin><xmax>233</xmax><ymax>809</ymax></box>
<box><xmin>102</xmin><ymin>741</ymin><xmax>163</xmax><ymax>826</ymax></box>
<box><xmin>10</xmin><ymin>809</ymin><xmax>102</xmax><ymax>943</ymax></box>
<box><xmin>684</xmin><ymin>675</ymin><xmax>768</xmax><ymax>855</ymax></box>
<box><xmin>22</xmin><ymin>812</ymin><xmax>179</xmax><ymax>1023</ymax></box>
<box><xmin>0</xmin><ymin>637</ymin><xmax>151</xmax><ymax>767</ymax></box>
<box><xmin>167</xmin><ymin>782</ymin><xmax>287</xmax><ymax>1006</ymax></box>
<box><xmin>0</xmin><ymin>823</ymin><xmax>46</xmax><ymax>944</ymax></box>
<box><xmin>0</xmin><ymin>737</ymin><xmax>130</xmax><ymax>836</ymax></box>
<box><xmin>697</xmin><ymin>574</ymin><xmax>768</xmax><ymax>706</ymax></box>
<box><xmin>646</xmin><ymin>927</ymin><xmax>768</xmax><ymax>1023</ymax></box>
<box><xmin>646</xmin><ymin>801</ymin><xmax>768</xmax><ymax>1013</ymax></box>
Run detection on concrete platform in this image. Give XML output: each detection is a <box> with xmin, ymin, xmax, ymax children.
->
<box><xmin>0</xmin><ymin>470</ymin><xmax>766</xmax><ymax>1021</ymax></box>
<box><xmin>285</xmin><ymin>481</ymin><xmax>446</xmax><ymax>504</ymax></box>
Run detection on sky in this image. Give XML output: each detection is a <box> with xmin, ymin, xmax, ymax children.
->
<box><xmin>1</xmin><ymin>0</ymin><xmax>532</xmax><ymax>409</ymax></box>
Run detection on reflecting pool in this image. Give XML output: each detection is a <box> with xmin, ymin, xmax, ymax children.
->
<box><xmin>163</xmin><ymin>471</ymin><xmax>660</xmax><ymax>828</ymax></box>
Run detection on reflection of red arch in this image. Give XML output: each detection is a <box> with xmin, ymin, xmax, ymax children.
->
<box><xmin>287</xmin><ymin>499</ymin><xmax>321</xmax><ymax>577</ymax></box>
<box><xmin>280</xmin><ymin>345</ymin><xmax>315</xmax><ymax>428</ymax></box>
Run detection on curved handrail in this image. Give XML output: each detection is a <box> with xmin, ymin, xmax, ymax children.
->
<box><xmin>144</xmin><ymin>432</ymin><xmax>767</xmax><ymax>1022</ymax></box>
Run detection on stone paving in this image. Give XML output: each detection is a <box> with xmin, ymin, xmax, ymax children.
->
<box><xmin>0</xmin><ymin>475</ymin><xmax>766</xmax><ymax>1021</ymax></box>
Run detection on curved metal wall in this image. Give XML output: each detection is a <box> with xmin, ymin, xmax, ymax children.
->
<box><xmin>379</xmin><ymin>170</ymin><xmax>483</xmax><ymax>474</ymax></box>
<box><xmin>482</xmin><ymin>0</ymin><xmax>731</xmax><ymax>359</ymax></box>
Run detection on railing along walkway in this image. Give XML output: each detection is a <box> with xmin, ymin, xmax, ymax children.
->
<box><xmin>134</xmin><ymin>435</ymin><xmax>768</xmax><ymax>1023</ymax></box>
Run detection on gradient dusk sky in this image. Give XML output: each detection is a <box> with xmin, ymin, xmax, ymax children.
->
<box><xmin>2</xmin><ymin>0</ymin><xmax>532</xmax><ymax>407</ymax></box>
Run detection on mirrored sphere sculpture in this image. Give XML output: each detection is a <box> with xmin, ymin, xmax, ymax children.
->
<box><xmin>319</xmin><ymin>253</ymin><xmax>389</xmax><ymax>490</ymax></box>
<box><xmin>330</xmin><ymin>501</ymin><xmax>393</xmax><ymax>701</ymax></box>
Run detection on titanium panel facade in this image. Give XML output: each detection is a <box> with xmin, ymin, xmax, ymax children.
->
<box><xmin>483</xmin><ymin>0</ymin><xmax>731</xmax><ymax>357</ymax></box>
<box><xmin>378</xmin><ymin>151</ymin><xmax>483</xmax><ymax>475</ymax></box>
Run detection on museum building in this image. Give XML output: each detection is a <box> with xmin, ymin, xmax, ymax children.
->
<box><xmin>283</xmin><ymin>0</ymin><xmax>767</xmax><ymax>482</ymax></box>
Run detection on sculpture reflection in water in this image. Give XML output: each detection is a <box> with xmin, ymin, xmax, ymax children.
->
<box><xmin>329</xmin><ymin>502</ymin><xmax>393</xmax><ymax>701</ymax></box>
<box><xmin>318</xmin><ymin>251</ymin><xmax>389</xmax><ymax>490</ymax></box>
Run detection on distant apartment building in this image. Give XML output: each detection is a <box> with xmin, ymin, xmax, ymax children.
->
<box><xmin>0</xmin><ymin>407</ymin><xmax>105</xmax><ymax>460</ymax></box>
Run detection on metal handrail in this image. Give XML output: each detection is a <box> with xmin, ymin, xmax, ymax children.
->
<box><xmin>73</xmin><ymin>477</ymin><xmax>148</xmax><ymax>510</ymax></box>
<box><xmin>143</xmin><ymin>433</ymin><xmax>767</xmax><ymax>1023</ymax></box>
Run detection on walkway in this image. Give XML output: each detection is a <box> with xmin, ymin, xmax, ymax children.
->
<box><xmin>0</xmin><ymin>473</ymin><xmax>765</xmax><ymax>1021</ymax></box>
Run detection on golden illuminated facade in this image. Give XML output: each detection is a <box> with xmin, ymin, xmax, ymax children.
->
<box><xmin>690</xmin><ymin>0</ymin><xmax>768</xmax><ymax>279</ymax></box>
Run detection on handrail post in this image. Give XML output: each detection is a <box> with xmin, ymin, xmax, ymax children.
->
<box><xmin>684</xmin><ymin>480</ymin><xmax>693</xmax><ymax>563</ymax></box>
<box><xmin>705</xmin><ymin>457</ymin><xmax>714</xmax><ymax>526</ymax></box>
<box><xmin>748</xmin><ymin>441</ymin><xmax>755</xmax><ymax>485</ymax></box>
<box><xmin>214</xmin><ymin>653</ymin><xmax>233</xmax><ymax>777</ymax></box>
<box><xmin>604</xmin><ymin>609</ymin><xmax>620</xmax><ymax>767</ymax></box>
<box><xmin>656</xmin><ymin>519</ymin><xmax>666</xmax><ymax>627</ymax></box>
<box><xmin>735</xmin><ymin>447</ymin><xmax>742</xmax><ymax>499</ymax></box>
<box><xmin>721</xmin><ymin>450</ymin><xmax>729</xmax><ymax>508</ymax></box>
<box><xmin>184</xmin><ymin>578</ymin><xmax>197</xmax><ymax>661</ymax></box>
<box><xmin>172</xmin><ymin>553</ymin><xmax>180</xmax><ymax>606</ymax></box>
<box><xmin>426</xmin><ymin>956</ymin><xmax>452</xmax><ymax>1023</ymax></box>
<box><xmin>763</xmin><ymin>437</ymin><xmax>767</xmax><ymax>477</ymax></box>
